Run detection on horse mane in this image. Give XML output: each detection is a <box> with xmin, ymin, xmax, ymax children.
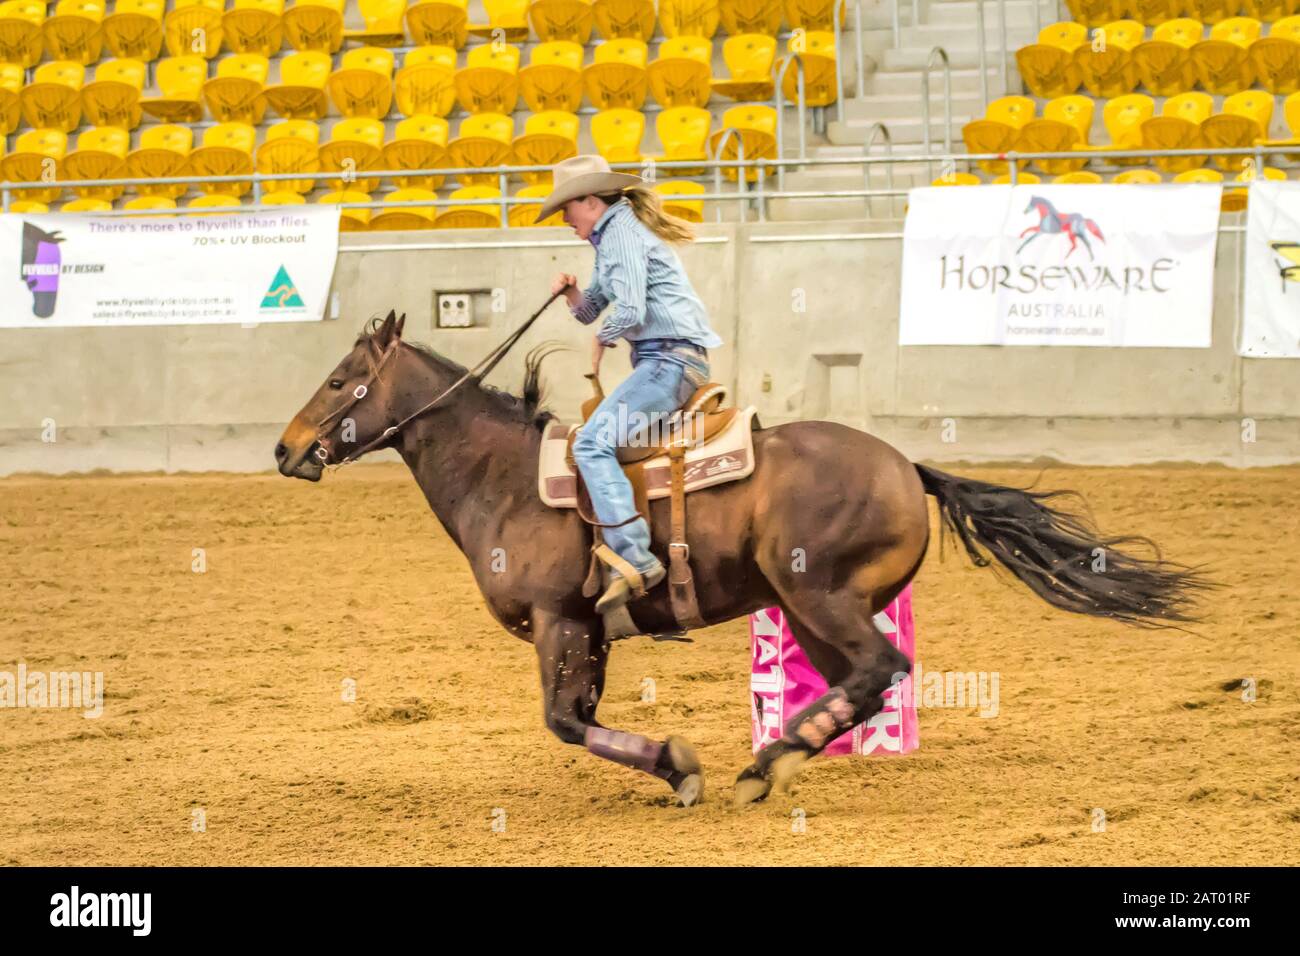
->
<box><xmin>358</xmin><ymin>317</ymin><xmax>560</xmax><ymax>431</ymax></box>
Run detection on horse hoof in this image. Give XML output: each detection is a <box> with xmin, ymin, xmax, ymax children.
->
<box><xmin>733</xmin><ymin>766</ymin><xmax>771</xmax><ymax>806</ymax></box>
<box><xmin>769</xmin><ymin>751</ymin><xmax>809</xmax><ymax>795</ymax></box>
<box><xmin>675</xmin><ymin>773</ymin><xmax>703</xmax><ymax>807</ymax></box>
<box><xmin>664</xmin><ymin>736</ymin><xmax>704</xmax><ymax>806</ymax></box>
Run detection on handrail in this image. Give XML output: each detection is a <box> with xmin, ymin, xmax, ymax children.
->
<box><xmin>997</xmin><ymin>0</ymin><xmax>1009</xmax><ymax>96</ymax></box>
<box><xmin>977</xmin><ymin>0</ymin><xmax>989</xmax><ymax>110</ymax></box>
<box><xmin>921</xmin><ymin>46</ymin><xmax>953</xmax><ymax>181</ymax></box>
<box><xmin>774</xmin><ymin>52</ymin><xmax>809</xmax><ymax>190</ymax></box>
<box><xmin>831</xmin><ymin>0</ymin><xmax>865</xmax><ymax>120</ymax></box>
<box><xmin>709</xmin><ymin>127</ymin><xmax>747</xmax><ymax>224</ymax></box>
<box><xmin>863</xmin><ymin>122</ymin><xmax>895</xmax><ymax>219</ymax></box>
<box><xmin>891</xmin><ymin>0</ymin><xmax>900</xmax><ymax>47</ymax></box>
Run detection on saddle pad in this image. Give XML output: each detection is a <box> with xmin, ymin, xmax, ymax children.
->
<box><xmin>538</xmin><ymin>405</ymin><xmax>760</xmax><ymax>508</ymax></box>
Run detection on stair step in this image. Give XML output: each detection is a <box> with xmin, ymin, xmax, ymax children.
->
<box><xmin>828</xmin><ymin>114</ymin><xmax>971</xmax><ymax>147</ymax></box>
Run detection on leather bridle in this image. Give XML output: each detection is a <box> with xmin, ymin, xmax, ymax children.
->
<box><xmin>310</xmin><ymin>290</ymin><xmax>564</xmax><ymax>468</ymax></box>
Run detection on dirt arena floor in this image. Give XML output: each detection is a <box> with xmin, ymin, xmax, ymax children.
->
<box><xmin>1</xmin><ymin>461</ymin><xmax>1297</xmax><ymax>866</ymax></box>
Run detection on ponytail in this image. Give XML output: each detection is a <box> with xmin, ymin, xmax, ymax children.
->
<box><xmin>595</xmin><ymin>185</ymin><xmax>696</xmax><ymax>245</ymax></box>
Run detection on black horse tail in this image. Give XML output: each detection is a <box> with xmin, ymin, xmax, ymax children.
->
<box><xmin>914</xmin><ymin>464</ymin><xmax>1216</xmax><ymax>628</ymax></box>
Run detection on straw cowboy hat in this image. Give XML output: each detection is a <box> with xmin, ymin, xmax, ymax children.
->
<box><xmin>535</xmin><ymin>155</ymin><xmax>643</xmax><ymax>224</ymax></box>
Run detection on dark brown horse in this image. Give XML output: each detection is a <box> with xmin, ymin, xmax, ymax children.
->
<box><xmin>275</xmin><ymin>311</ymin><xmax>1212</xmax><ymax>807</ymax></box>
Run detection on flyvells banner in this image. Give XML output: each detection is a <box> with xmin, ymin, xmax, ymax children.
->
<box><xmin>1242</xmin><ymin>180</ymin><xmax>1300</xmax><ymax>357</ymax></box>
<box><xmin>899</xmin><ymin>184</ymin><xmax>1220</xmax><ymax>347</ymax></box>
<box><xmin>2</xmin><ymin>206</ymin><xmax>340</xmax><ymax>328</ymax></box>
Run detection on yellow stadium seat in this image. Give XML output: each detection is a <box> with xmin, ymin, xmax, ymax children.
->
<box><xmin>164</xmin><ymin>0</ymin><xmax>224</xmax><ymax>59</ymax></box>
<box><xmin>1191</xmin><ymin>16</ymin><xmax>1261</xmax><ymax>93</ymax></box>
<box><xmin>1072</xmin><ymin>19</ymin><xmax>1141</xmax><ymax>97</ymax></box>
<box><xmin>435</xmin><ymin>184</ymin><xmax>503</xmax><ymax>228</ymax></box>
<box><xmin>262</xmin><ymin>49</ymin><xmax>331</xmax><ymax>118</ymax></box>
<box><xmin>930</xmin><ymin>172</ymin><xmax>981</xmax><ymax>186</ymax></box>
<box><xmin>455</xmin><ymin>42</ymin><xmax>521</xmax><ymax>113</ymax></box>
<box><xmin>345</xmin><ymin>0</ymin><xmax>406</xmax><ymax>46</ymax></box>
<box><xmin>648</xmin><ymin>35</ymin><xmax>712</xmax><ymax>108</ymax></box>
<box><xmin>1</xmin><ymin>129</ymin><xmax>69</xmax><ymax>204</ymax></box>
<box><xmin>1256</xmin><ymin>87</ymin><xmax>1300</xmax><ymax>158</ymax></box>
<box><xmin>962</xmin><ymin>96</ymin><xmax>1035</xmax><ymax>175</ymax></box>
<box><xmin>777</xmin><ymin>30</ymin><xmax>837</xmax><ymax>106</ymax></box>
<box><xmin>203</xmin><ymin>53</ymin><xmax>270</xmax><ymax>123</ymax></box>
<box><xmin>123</xmin><ymin>194</ymin><xmax>178</xmax><ymax>211</ymax></box>
<box><xmin>187</xmin><ymin>193</ymin><xmax>244</xmax><ymax>209</ymax></box>
<box><xmin>527</xmin><ymin>0</ymin><xmax>594</xmax><ymax>44</ymax></box>
<box><xmin>1016</xmin><ymin>95</ymin><xmax>1093</xmax><ymax>174</ymax></box>
<box><xmin>102</xmin><ymin>0</ymin><xmax>163</xmax><ymax>61</ymax></box>
<box><xmin>254</xmin><ymin>118</ymin><xmax>320</xmax><ymax>193</ymax></box>
<box><xmin>81</xmin><ymin>57</ymin><xmax>146</xmax><ymax>130</ymax></box>
<box><xmin>318</xmin><ymin>189</ymin><xmax>372</xmax><ymax>229</ymax></box>
<box><xmin>254</xmin><ymin>119</ymin><xmax>321</xmax><ymax>193</ymax></box>
<box><xmin>591</xmin><ymin>106</ymin><xmax>644</xmax><ymax>162</ymax></box>
<box><xmin>660</xmin><ymin>0</ymin><xmax>719</xmax><ymax>37</ymax></box>
<box><xmin>404</xmin><ymin>0</ymin><xmax>468</xmax><ymax>49</ymax></box>
<box><xmin>1125</xmin><ymin>0</ymin><xmax>1179</xmax><ymax>23</ymax></box>
<box><xmin>712</xmin><ymin>33</ymin><xmax>776</xmax><ymax>102</ymax></box>
<box><xmin>370</xmin><ymin>186</ymin><xmax>442</xmax><ymax>229</ymax></box>
<box><xmin>382</xmin><ymin>113</ymin><xmax>450</xmax><ymax>189</ymax></box>
<box><xmin>991</xmin><ymin>171</ymin><xmax>1041</xmax><ymax>183</ymax></box>
<box><xmin>1100</xmin><ymin>92</ymin><xmax>1156</xmax><ymax>162</ymax></box>
<box><xmin>0</xmin><ymin>1</ymin><xmax>45</xmax><ymax>70</ymax></box>
<box><xmin>1248</xmin><ymin>15</ymin><xmax>1300</xmax><ymax>93</ymax></box>
<box><xmin>1172</xmin><ymin>166</ymin><xmax>1223</xmax><ymax>181</ymax></box>
<box><xmin>655</xmin><ymin>104</ymin><xmax>711</xmax><ymax>175</ymax></box>
<box><xmin>1114</xmin><ymin>167</ymin><xmax>1163</xmax><ymax>182</ymax></box>
<box><xmin>719</xmin><ymin>0</ymin><xmax>783</xmax><ymax>36</ymax></box>
<box><xmin>707</xmin><ymin>103</ymin><xmax>776</xmax><ymax>182</ymax></box>
<box><xmin>327</xmin><ymin>45</ymin><xmax>395</xmax><ymax>118</ymax></box>
<box><xmin>1241</xmin><ymin>0</ymin><xmax>1286</xmax><ymax>18</ymax></box>
<box><xmin>445</xmin><ymin>111</ymin><xmax>514</xmax><ymax>186</ymax></box>
<box><xmin>60</xmin><ymin>126</ymin><xmax>131</xmax><ymax>200</ymax></box>
<box><xmin>1221</xmin><ymin>162</ymin><xmax>1284</xmax><ymax>210</ymax></box>
<box><xmin>519</xmin><ymin>39</ymin><xmax>584</xmax><ymax>112</ymax></box>
<box><xmin>281</xmin><ymin>0</ymin><xmax>344</xmax><ymax>52</ymax></box>
<box><xmin>140</xmin><ymin>55</ymin><xmax>206</xmax><ymax>123</ymax></box>
<box><xmin>318</xmin><ymin>116</ymin><xmax>385</xmax><ymax>191</ymax></box>
<box><xmin>1188</xmin><ymin>0</ymin><xmax>1243</xmax><ymax>25</ymax></box>
<box><xmin>1201</xmin><ymin>88</ymin><xmax>1274</xmax><ymax>168</ymax></box>
<box><xmin>261</xmin><ymin>189</ymin><xmax>307</xmax><ymax>204</ymax></box>
<box><xmin>0</xmin><ymin>62</ymin><xmax>21</xmax><ymax>135</ymax></box>
<box><xmin>1052</xmin><ymin>170</ymin><xmax>1104</xmax><ymax>183</ymax></box>
<box><xmin>1132</xmin><ymin>17</ymin><xmax>1201</xmax><ymax>95</ymax></box>
<box><xmin>1142</xmin><ymin>90</ymin><xmax>1212</xmax><ymax>171</ymax></box>
<box><xmin>468</xmin><ymin>0</ymin><xmax>529</xmax><ymax>41</ymax></box>
<box><xmin>1017</xmin><ymin>22</ymin><xmax>1085</xmax><ymax>98</ymax></box>
<box><xmin>395</xmin><ymin>45</ymin><xmax>458</xmax><ymax>116</ymax></box>
<box><xmin>784</xmin><ymin>0</ymin><xmax>843</xmax><ymax>31</ymax></box>
<box><xmin>20</xmin><ymin>61</ymin><xmax>85</xmax><ymax>133</ymax></box>
<box><xmin>186</xmin><ymin>121</ymin><xmax>256</xmax><ymax>196</ymax></box>
<box><xmin>591</xmin><ymin>0</ymin><xmax>654</xmax><ymax>40</ymax></box>
<box><xmin>509</xmin><ymin>181</ymin><xmax>555</xmax><ymax>227</ymax></box>
<box><xmin>222</xmin><ymin>0</ymin><xmax>285</xmax><ymax>57</ymax></box>
<box><xmin>1065</xmin><ymin>0</ymin><xmax>1125</xmax><ymax>28</ymax></box>
<box><xmin>583</xmin><ymin>38</ymin><xmax>649</xmax><ymax>109</ymax></box>
<box><xmin>654</xmin><ymin>179</ymin><xmax>705</xmax><ymax>221</ymax></box>
<box><xmin>510</xmin><ymin>109</ymin><xmax>578</xmax><ymax>184</ymax></box>
<box><xmin>6</xmin><ymin>200</ymin><xmax>51</xmax><ymax>213</ymax></box>
<box><xmin>61</xmin><ymin>197</ymin><xmax>113</xmax><ymax>211</ymax></box>
<box><xmin>126</xmin><ymin>123</ymin><xmax>192</xmax><ymax>197</ymax></box>
<box><xmin>42</xmin><ymin>0</ymin><xmax>104</xmax><ymax>66</ymax></box>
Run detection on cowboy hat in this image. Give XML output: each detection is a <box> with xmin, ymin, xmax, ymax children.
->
<box><xmin>535</xmin><ymin>154</ymin><xmax>643</xmax><ymax>224</ymax></box>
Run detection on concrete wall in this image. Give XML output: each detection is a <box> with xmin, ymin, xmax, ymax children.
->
<box><xmin>2</xmin><ymin>221</ymin><xmax>1297</xmax><ymax>476</ymax></box>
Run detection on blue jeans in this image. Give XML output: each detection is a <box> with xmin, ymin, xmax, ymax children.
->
<box><xmin>572</xmin><ymin>339</ymin><xmax>711</xmax><ymax>576</ymax></box>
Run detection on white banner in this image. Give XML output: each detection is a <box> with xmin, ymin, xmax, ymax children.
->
<box><xmin>1242</xmin><ymin>180</ymin><xmax>1300</xmax><ymax>357</ymax></box>
<box><xmin>899</xmin><ymin>184</ymin><xmax>1220</xmax><ymax>347</ymax></box>
<box><xmin>2</xmin><ymin>205</ymin><xmax>340</xmax><ymax>328</ymax></box>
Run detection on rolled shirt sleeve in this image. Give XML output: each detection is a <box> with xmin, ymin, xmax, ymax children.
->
<box><xmin>570</xmin><ymin>282</ymin><xmax>608</xmax><ymax>325</ymax></box>
<box><xmin>594</xmin><ymin>222</ymin><xmax>648</xmax><ymax>345</ymax></box>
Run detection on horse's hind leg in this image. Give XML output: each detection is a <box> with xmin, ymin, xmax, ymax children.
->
<box><xmin>531</xmin><ymin>607</ymin><xmax>704</xmax><ymax>807</ymax></box>
<box><xmin>733</xmin><ymin>593</ymin><xmax>912</xmax><ymax>806</ymax></box>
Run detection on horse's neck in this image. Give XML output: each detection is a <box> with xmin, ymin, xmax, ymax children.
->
<box><xmin>394</xmin><ymin>367</ymin><xmax>540</xmax><ymax>553</ymax></box>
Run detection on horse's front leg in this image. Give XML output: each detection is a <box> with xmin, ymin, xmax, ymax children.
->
<box><xmin>531</xmin><ymin>607</ymin><xmax>704</xmax><ymax>807</ymax></box>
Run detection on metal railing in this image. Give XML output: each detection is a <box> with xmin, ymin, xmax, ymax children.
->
<box><xmin>921</xmin><ymin>46</ymin><xmax>953</xmax><ymax>181</ymax></box>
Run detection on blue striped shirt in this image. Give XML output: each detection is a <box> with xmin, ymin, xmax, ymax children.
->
<box><xmin>570</xmin><ymin>200</ymin><xmax>723</xmax><ymax>349</ymax></box>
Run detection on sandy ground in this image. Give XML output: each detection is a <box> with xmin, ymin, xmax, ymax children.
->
<box><xmin>0</xmin><ymin>462</ymin><xmax>1296</xmax><ymax>866</ymax></box>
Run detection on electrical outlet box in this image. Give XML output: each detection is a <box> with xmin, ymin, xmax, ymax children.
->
<box><xmin>437</xmin><ymin>292</ymin><xmax>473</xmax><ymax>328</ymax></box>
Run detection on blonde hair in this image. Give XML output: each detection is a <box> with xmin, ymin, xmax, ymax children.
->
<box><xmin>595</xmin><ymin>185</ymin><xmax>695</xmax><ymax>244</ymax></box>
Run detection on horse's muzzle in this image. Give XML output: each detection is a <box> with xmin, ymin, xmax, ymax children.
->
<box><xmin>274</xmin><ymin>440</ymin><xmax>324</xmax><ymax>481</ymax></box>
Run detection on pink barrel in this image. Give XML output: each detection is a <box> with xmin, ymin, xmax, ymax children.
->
<box><xmin>749</xmin><ymin>585</ymin><xmax>919</xmax><ymax>756</ymax></box>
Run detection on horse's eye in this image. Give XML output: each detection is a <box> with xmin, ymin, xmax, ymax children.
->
<box><xmin>328</xmin><ymin>379</ymin><xmax>343</xmax><ymax>390</ymax></box>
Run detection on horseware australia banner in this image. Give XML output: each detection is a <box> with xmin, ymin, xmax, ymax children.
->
<box><xmin>899</xmin><ymin>184</ymin><xmax>1220</xmax><ymax>347</ymax></box>
<box><xmin>1</xmin><ymin>205</ymin><xmax>340</xmax><ymax>328</ymax></box>
<box><xmin>1242</xmin><ymin>180</ymin><xmax>1300</xmax><ymax>357</ymax></box>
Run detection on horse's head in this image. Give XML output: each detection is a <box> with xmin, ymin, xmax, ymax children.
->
<box><xmin>1024</xmin><ymin>195</ymin><xmax>1048</xmax><ymax>215</ymax></box>
<box><xmin>275</xmin><ymin>309</ymin><xmax>409</xmax><ymax>481</ymax></box>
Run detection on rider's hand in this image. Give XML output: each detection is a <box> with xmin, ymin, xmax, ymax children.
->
<box><xmin>550</xmin><ymin>272</ymin><xmax>577</xmax><ymax>296</ymax></box>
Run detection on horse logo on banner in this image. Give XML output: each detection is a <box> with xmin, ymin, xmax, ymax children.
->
<box><xmin>1018</xmin><ymin>196</ymin><xmax>1107</xmax><ymax>261</ymax></box>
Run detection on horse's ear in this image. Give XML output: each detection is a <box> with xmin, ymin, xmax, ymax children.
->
<box><xmin>395</xmin><ymin>313</ymin><xmax>406</xmax><ymax>339</ymax></box>
<box><xmin>376</xmin><ymin>309</ymin><xmax>397</xmax><ymax>345</ymax></box>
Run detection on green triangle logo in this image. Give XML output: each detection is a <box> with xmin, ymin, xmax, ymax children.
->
<box><xmin>261</xmin><ymin>265</ymin><xmax>304</xmax><ymax>309</ymax></box>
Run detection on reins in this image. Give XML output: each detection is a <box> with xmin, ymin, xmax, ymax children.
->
<box><xmin>315</xmin><ymin>290</ymin><xmax>564</xmax><ymax>467</ymax></box>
